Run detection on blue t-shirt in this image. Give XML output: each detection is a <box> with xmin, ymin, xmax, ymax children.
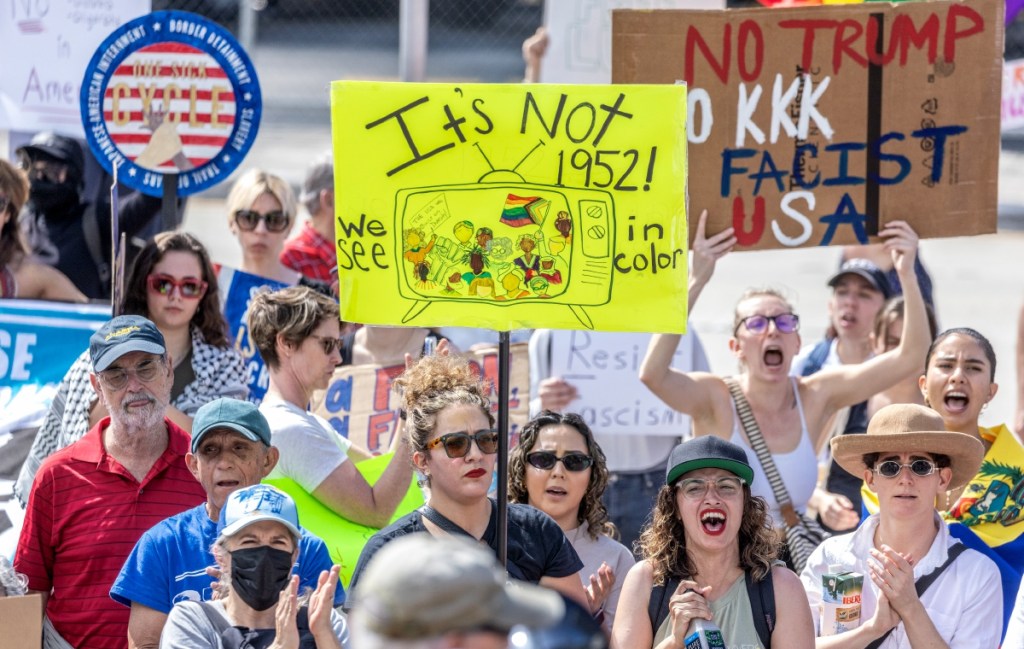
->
<box><xmin>110</xmin><ymin>503</ymin><xmax>344</xmax><ymax>613</ymax></box>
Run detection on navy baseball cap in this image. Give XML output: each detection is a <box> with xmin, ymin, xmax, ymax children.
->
<box><xmin>666</xmin><ymin>436</ymin><xmax>754</xmax><ymax>486</ymax></box>
<box><xmin>191</xmin><ymin>398</ymin><xmax>272</xmax><ymax>454</ymax></box>
<box><xmin>89</xmin><ymin>315</ymin><xmax>166</xmax><ymax>372</ymax></box>
<box><xmin>827</xmin><ymin>258</ymin><xmax>893</xmax><ymax>299</ymax></box>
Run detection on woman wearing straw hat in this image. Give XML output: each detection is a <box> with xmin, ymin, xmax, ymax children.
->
<box><xmin>799</xmin><ymin>403</ymin><xmax>1001</xmax><ymax>648</ymax></box>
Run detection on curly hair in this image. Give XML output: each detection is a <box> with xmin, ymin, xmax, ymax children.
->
<box><xmin>0</xmin><ymin>159</ymin><xmax>30</xmax><ymax>269</ymax></box>
<box><xmin>508</xmin><ymin>411</ymin><xmax>616</xmax><ymax>541</ymax></box>
<box><xmin>122</xmin><ymin>231</ymin><xmax>230</xmax><ymax>347</ymax></box>
<box><xmin>392</xmin><ymin>354</ymin><xmax>495</xmax><ymax>457</ymax></box>
<box><xmin>246</xmin><ymin>285</ymin><xmax>338</xmax><ymax>369</ymax></box>
<box><xmin>638</xmin><ymin>483</ymin><xmax>779</xmax><ymax>585</ymax></box>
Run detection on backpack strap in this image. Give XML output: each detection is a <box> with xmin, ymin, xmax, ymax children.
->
<box><xmin>648</xmin><ymin>575</ymin><xmax>681</xmax><ymax>634</ymax></box>
<box><xmin>745</xmin><ymin>569</ymin><xmax>776</xmax><ymax>649</ymax></box>
<box><xmin>799</xmin><ymin>339</ymin><xmax>832</xmax><ymax>377</ymax></box>
<box><xmin>864</xmin><ymin>543</ymin><xmax>968</xmax><ymax>649</ymax></box>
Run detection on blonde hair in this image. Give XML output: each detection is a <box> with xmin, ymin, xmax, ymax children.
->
<box><xmin>226</xmin><ymin>169</ymin><xmax>297</xmax><ymax>224</ymax></box>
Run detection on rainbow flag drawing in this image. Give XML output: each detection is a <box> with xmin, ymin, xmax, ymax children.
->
<box><xmin>500</xmin><ymin>194</ymin><xmax>549</xmax><ymax>228</ymax></box>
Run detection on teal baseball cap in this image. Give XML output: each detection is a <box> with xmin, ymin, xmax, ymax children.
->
<box><xmin>191</xmin><ymin>398</ymin><xmax>272</xmax><ymax>454</ymax></box>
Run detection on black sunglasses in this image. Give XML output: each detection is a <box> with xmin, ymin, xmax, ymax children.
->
<box><xmin>526</xmin><ymin>451</ymin><xmax>594</xmax><ymax>472</ymax></box>
<box><xmin>234</xmin><ymin>209</ymin><xmax>291</xmax><ymax>233</ymax></box>
<box><xmin>426</xmin><ymin>429</ymin><xmax>500</xmax><ymax>458</ymax></box>
<box><xmin>874</xmin><ymin>459</ymin><xmax>937</xmax><ymax>478</ymax></box>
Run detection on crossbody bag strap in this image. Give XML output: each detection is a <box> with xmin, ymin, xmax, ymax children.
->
<box><xmin>724</xmin><ymin>377</ymin><xmax>800</xmax><ymax>527</ymax></box>
<box><xmin>863</xmin><ymin>543</ymin><xmax>968</xmax><ymax>649</ymax></box>
<box><xmin>419</xmin><ymin>505</ymin><xmax>476</xmax><ymax>539</ymax></box>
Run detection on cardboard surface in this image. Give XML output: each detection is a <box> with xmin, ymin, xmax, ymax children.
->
<box><xmin>311</xmin><ymin>343</ymin><xmax>531</xmax><ymax>453</ymax></box>
<box><xmin>613</xmin><ymin>0</ymin><xmax>1003</xmax><ymax>250</ymax></box>
<box><xmin>0</xmin><ymin>593</ymin><xmax>43</xmax><ymax>649</ymax></box>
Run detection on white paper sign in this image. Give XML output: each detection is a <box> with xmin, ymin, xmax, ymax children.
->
<box><xmin>0</xmin><ymin>0</ymin><xmax>150</xmax><ymax>136</ymax></box>
<box><xmin>540</xmin><ymin>0</ymin><xmax>725</xmax><ymax>84</ymax></box>
<box><xmin>1004</xmin><ymin>59</ymin><xmax>1024</xmax><ymax>132</ymax></box>
<box><xmin>548</xmin><ymin>329</ymin><xmax>699</xmax><ymax>436</ymax></box>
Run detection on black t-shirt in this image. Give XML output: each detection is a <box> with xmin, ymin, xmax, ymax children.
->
<box><xmin>348</xmin><ymin>500</ymin><xmax>583</xmax><ymax>597</ymax></box>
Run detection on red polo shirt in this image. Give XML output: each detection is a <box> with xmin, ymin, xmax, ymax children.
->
<box><xmin>15</xmin><ymin>417</ymin><xmax>205</xmax><ymax>649</ymax></box>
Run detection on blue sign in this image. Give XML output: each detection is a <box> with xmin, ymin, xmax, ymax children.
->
<box><xmin>218</xmin><ymin>266</ymin><xmax>289</xmax><ymax>405</ymax></box>
<box><xmin>79</xmin><ymin>10</ymin><xmax>261</xmax><ymax>197</ymax></box>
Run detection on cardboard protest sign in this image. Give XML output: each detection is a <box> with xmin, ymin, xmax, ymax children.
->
<box><xmin>311</xmin><ymin>343</ymin><xmax>531</xmax><ymax>453</ymax></box>
<box><xmin>0</xmin><ymin>0</ymin><xmax>148</xmax><ymax>136</ymax></box>
<box><xmin>217</xmin><ymin>266</ymin><xmax>289</xmax><ymax>405</ymax></box>
<box><xmin>80</xmin><ymin>11</ymin><xmax>262</xmax><ymax>196</ymax></box>
<box><xmin>613</xmin><ymin>0</ymin><xmax>1003</xmax><ymax>249</ymax></box>
<box><xmin>331</xmin><ymin>82</ymin><xmax>689</xmax><ymax>333</ymax></box>
<box><xmin>540</xmin><ymin>0</ymin><xmax>724</xmax><ymax>85</ymax></box>
<box><xmin>1004</xmin><ymin>59</ymin><xmax>1024</xmax><ymax>132</ymax></box>
<box><xmin>548</xmin><ymin>329</ymin><xmax>699</xmax><ymax>436</ymax></box>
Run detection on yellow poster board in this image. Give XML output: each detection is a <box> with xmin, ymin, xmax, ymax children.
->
<box><xmin>331</xmin><ymin>81</ymin><xmax>689</xmax><ymax>333</ymax></box>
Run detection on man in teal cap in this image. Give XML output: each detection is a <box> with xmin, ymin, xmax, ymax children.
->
<box><xmin>110</xmin><ymin>397</ymin><xmax>341</xmax><ymax>649</ymax></box>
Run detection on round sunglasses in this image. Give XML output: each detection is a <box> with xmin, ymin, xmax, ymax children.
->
<box><xmin>874</xmin><ymin>459</ymin><xmax>938</xmax><ymax>478</ymax></box>
<box><xmin>234</xmin><ymin>209</ymin><xmax>291</xmax><ymax>233</ymax></box>
<box><xmin>526</xmin><ymin>451</ymin><xmax>594</xmax><ymax>472</ymax></box>
<box><xmin>734</xmin><ymin>313</ymin><xmax>800</xmax><ymax>336</ymax></box>
<box><xmin>426</xmin><ymin>429</ymin><xmax>500</xmax><ymax>458</ymax></box>
<box><xmin>147</xmin><ymin>274</ymin><xmax>208</xmax><ymax>299</ymax></box>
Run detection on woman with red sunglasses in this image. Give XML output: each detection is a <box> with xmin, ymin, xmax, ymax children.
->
<box><xmin>639</xmin><ymin>218</ymin><xmax>929</xmax><ymax>571</ymax></box>
<box><xmin>15</xmin><ymin>231</ymin><xmax>247</xmax><ymax>504</ymax></box>
<box><xmin>347</xmin><ymin>353</ymin><xmax>588</xmax><ymax>609</ymax></box>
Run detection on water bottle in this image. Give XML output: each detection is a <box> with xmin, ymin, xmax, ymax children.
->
<box><xmin>684</xmin><ymin>619</ymin><xmax>726</xmax><ymax>649</ymax></box>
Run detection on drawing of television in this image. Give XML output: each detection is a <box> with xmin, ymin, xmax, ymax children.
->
<box><xmin>394</xmin><ymin>172</ymin><xmax>616</xmax><ymax>329</ymax></box>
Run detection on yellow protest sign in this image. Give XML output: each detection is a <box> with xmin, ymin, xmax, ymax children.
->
<box><xmin>331</xmin><ymin>82</ymin><xmax>689</xmax><ymax>333</ymax></box>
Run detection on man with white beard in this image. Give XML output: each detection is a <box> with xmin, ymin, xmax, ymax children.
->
<box><xmin>14</xmin><ymin>315</ymin><xmax>205</xmax><ymax>649</ymax></box>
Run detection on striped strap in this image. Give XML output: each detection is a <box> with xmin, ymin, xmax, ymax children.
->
<box><xmin>724</xmin><ymin>377</ymin><xmax>800</xmax><ymax>527</ymax></box>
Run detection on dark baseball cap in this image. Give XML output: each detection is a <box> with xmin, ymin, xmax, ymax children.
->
<box><xmin>191</xmin><ymin>398</ymin><xmax>272</xmax><ymax>454</ymax></box>
<box><xmin>17</xmin><ymin>131</ymin><xmax>85</xmax><ymax>180</ymax></box>
<box><xmin>827</xmin><ymin>258</ymin><xmax>892</xmax><ymax>299</ymax></box>
<box><xmin>666</xmin><ymin>436</ymin><xmax>754</xmax><ymax>486</ymax></box>
<box><xmin>89</xmin><ymin>315</ymin><xmax>166</xmax><ymax>372</ymax></box>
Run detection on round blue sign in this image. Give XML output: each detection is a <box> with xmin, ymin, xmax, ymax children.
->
<box><xmin>79</xmin><ymin>11</ymin><xmax>261</xmax><ymax>197</ymax></box>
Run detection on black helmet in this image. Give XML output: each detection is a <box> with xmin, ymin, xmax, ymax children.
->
<box><xmin>507</xmin><ymin>596</ymin><xmax>608</xmax><ymax>649</ymax></box>
<box><xmin>17</xmin><ymin>131</ymin><xmax>85</xmax><ymax>181</ymax></box>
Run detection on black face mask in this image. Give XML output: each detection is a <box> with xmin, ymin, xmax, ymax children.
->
<box><xmin>229</xmin><ymin>546</ymin><xmax>294</xmax><ymax>612</ymax></box>
<box><xmin>29</xmin><ymin>178</ymin><xmax>78</xmax><ymax>214</ymax></box>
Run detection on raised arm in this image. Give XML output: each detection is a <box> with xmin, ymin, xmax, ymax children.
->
<box><xmin>806</xmin><ymin>221</ymin><xmax>928</xmax><ymax>415</ymax></box>
<box><xmin>640</xmin><ymin>211</ymin><xmax>734</xmax><ymax>429</ymax></box>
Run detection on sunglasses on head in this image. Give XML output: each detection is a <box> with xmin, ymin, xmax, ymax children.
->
<box><xmin>874</xmin><ymin>458</ymin><xmax>938</xmax><ymax>478</ymax></box>
<box><xmin>734</xmin><ymin>313</ymin><xmax>800</xmax><ymax>336</ymax></box>
<box><xmin>234</xmin><ymin>209</ymin><xmax>291</xmax><ymax>233</ymax></box>
<box><xmin>525</xmin><ymin>451</ymin><xmax>593</xmax><ymax>472</ymax></box>
<box><xmin>147</xmin><ymin>274</ymin><xmax>208</xmax><ymax>299</ymax></box>
<box><xmin>426</xmin><ymin>429</ymin><xmax>500</xmax><ymax>458</ymax></box>
<box><xmin>310</xmin><ymin>335</ymin><xmax>344</xmax><ymax>356</ymax></box>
